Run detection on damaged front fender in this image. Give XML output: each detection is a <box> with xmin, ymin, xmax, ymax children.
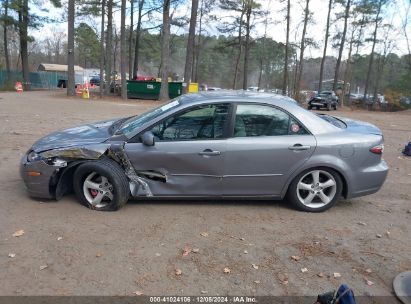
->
<box><xmin>108</xmin><ymin>143</ymin><xmax>153</xmax><ymax>197</ymax></box>
<box><xmin>40</xmin><ymin>144</ymin><xmax>112</xmax><ymax>160</ymax></box>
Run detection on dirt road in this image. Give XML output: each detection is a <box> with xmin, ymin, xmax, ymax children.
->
<box><xmin>0</xmin><ymin>91</ymin><xmax>410</xmax><ymax>298</ymax></box>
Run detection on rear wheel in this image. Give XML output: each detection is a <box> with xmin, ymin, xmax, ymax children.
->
<box><xmin>308</xmin><ymin>105</ymin><xmax>313</xmax><ymax>110</ymax></box>
<box><xmin>73</xmin><ymin>159</ymin><xmax>130</xmax><ymax>211</ymax></box>
<box><xmin>326</xmin><ymin>103</ymin><xmax>331</xmax><ymax>111</ymax></box>
<box><xmin>286</xmin><ymin>168</ymin><xmax>342</xmax><ymax>212</ymax></box>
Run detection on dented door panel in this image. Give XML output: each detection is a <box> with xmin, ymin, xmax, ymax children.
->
<box><xmin>124</xmin><ymin>140</ymin><xmax>226</xmax><ymax>196</ymax></box>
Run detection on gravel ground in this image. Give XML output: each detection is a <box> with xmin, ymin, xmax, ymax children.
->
<box><xmin>0</xmin><ymin>90</ymin><xmax>410</xmax><ymax>298</ymax></box>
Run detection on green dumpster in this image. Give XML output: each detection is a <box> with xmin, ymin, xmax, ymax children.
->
<box><xmin>127</xmin><ymin>81</ymin><xmax>183</xmax><ymax>99</ymax></box>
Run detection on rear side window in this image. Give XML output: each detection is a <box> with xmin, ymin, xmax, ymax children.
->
<box><xmin>233</xmin><ymin>104</ymin><xmax>308</xmax><ymax>137</ymax></box>
<box><xmin>317</xmin><ymin>114</ymin><xmax>347</xmax><ymax>129</ymax></box>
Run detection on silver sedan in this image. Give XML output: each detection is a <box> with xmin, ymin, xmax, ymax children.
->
<box><xmin>20</xmin><ymin>91</ymin><xmax>388</xmax><ymax>212</ymax></box>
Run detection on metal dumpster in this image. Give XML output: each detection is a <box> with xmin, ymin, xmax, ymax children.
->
<box><xmin>127</xmin><ymin>81</ymin><xmax>183</xmax><ymax>99</ymax></box>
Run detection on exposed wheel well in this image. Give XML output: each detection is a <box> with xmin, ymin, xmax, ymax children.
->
<box><xmin>54</xmin><ymin>161</ymin><xmax>85</xmax><ymax>200</ymax></box>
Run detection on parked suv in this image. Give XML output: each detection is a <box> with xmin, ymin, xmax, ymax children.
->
<box><xmin>308</xmin><ymin>91</ymin><xmax>339</xmax><ymax>111</ymax></box>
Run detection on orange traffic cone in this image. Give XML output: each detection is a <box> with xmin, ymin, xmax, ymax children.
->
<box><xmin>15</xmin><ymin>82</ymin><xmax>23</xmax><ymax>93</ymax></box>
<box><xmin>76</xmin><ymin>84</ymin><xmax>83</xmax><ymax>95</ymax></box>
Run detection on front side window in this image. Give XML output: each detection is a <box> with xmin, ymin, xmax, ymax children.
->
<box><xmin>234</xmin><ymin>104</ymin><xmax>307</xmax><ymax>137</ymax></box>
<box><xmin>149</xmin><ymin>104</ymin><xmax>230</xmax><ymax>141</ymax></box>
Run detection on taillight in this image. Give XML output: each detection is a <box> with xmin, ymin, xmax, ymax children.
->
<box><xmin>370</xmin><ymin>144</ymin><xmax>384</xmax><ymax>154</ymax></box>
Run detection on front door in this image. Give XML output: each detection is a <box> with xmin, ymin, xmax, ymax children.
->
<box><xmin>223</xmin><ymin>103</ymin><xmax>316</xmax><ymax>196</ymax></box>
<box><xmin>124</xmin><ymin>103</ymin><xmax>230</xmax><ymax>196</ymax></box>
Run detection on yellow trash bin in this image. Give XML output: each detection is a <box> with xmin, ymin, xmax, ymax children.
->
<box><xmin>188</xmin><ymin>82</ymin><xmax>199</xmax><ymax>93</ymax></box>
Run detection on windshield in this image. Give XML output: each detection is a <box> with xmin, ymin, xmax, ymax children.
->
<box><xmin>116</xmin><ymin>98</ymin><xmax>181</xmax><ymax>135</ymax></box>
<box><xmin>317</xmin><ymin>114</ymin><xmax>347</xmax><ymax>129</ymax></box>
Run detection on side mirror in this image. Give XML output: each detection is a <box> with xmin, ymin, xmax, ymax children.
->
<box><xmin>141</xmin><ymin>131</ymin><xmax>155</xmax><ymax>146</ymax></box>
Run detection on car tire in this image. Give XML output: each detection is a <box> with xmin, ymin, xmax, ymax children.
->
<box><xmin>326</xmin><ymin>103</ymin><xmax>331</xmax><ymax>111</ymax></box>
<box><xmin>308</xmin><ymin>105</ymin><xmax>312</xmax><ymax>110</ymax></box>
<box><xmin>73</xmin><ymin>159</ymin><xmax>130</xmax><ymax>211</ymax></box>
<box><xmin>286</xmin><ymin>167</ymin><xmax>343</xmax><ymax>212</ymax></box>
<box><xmin>333</xmin><ymin>103</ymin><xmax>338</xmax><ymax>110</ymax></box>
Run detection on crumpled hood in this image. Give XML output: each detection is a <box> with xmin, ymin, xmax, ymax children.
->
<box><xmin>31</xmin><ymin>119</ymin><xmax>117</xmax><ymax>152</ymax></box>
<box><xmin>338</xmin><ymin>117</ymin><xmax>382</xmax><ymax>135</ymax></box>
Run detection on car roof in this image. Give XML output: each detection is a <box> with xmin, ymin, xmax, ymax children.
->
<box><xmin>178</xmin><ymin>90</ymin><xmax>297</xmax><ymax>106</ymax></box>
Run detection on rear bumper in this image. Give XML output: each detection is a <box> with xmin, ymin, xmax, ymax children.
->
<box><xmin>20</xmin><ymin>155</ymin><xmax>58</xmax><ymax>199</ymax></box>
<box><xmin>348</xmin><ymin>159</ymin><xmax>389</xmax><ymax>199</ymax></box>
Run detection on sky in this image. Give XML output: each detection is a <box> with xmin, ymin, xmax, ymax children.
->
<box><xmin>31</xmin><ymin>0</ymin><xmax>410</xmax><ymax>59</ymax></box>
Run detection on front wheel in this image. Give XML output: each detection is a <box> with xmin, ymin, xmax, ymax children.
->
<box><xmin>326</xmin><ymin>103</ymin><xmax>331</xmax><ymax>111</ymax></box>
<box><xmin>73</xmin><ymin>159</ymin><xmax>130</xmax><ymax>211</ymax></box>
<box><xmin>286</xmin><ymin>168</ymin><xmax>342</xmax><ymax>212</ymax></box>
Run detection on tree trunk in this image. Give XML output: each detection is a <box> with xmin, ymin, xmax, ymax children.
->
<box><xmin>159</xmin><ymin>0</ymin><xmax>171</xmax><ymax>101</ymax></box>
<box><xmin>342</xmin><ymin>30</ymin><xmax>354</xmax><ymax>107</ymax></box>
<box><xmin>373</xmin><ymin>54</ymin><xmax>383</xmax><ymax>105</ymax></box>
<box><xmin>3</xmin><ymin>0</ymin><xmax>11</xmax><ymax>81</ymax></box>
<box><xmin>183</xmin><ymin>0</ymin><xmax>199</xmax><ymax>93</ymax></box>
<box><xmin>99</xmin><ymin>0</ymin><xmax>106</xmax><ymax>98</ymax></box>
<box><xmin>332</xmin><ymin>0</ymin><xmax>351</xmax><ymax>92</ymax></box>
<box><xmin>294</xmin><ymin>0</ymin><xmax>310</xmax><ymax>101</ymax></box>
<box><xmin>282</xmin><ymin>0</ymin><xmax>290</xmax><ymax>95</ymax></box>
<box><xmin>133</xmin><ymin>0</ymin><xmax>145</xmax><ymax>78</ymax></box>
<box><xmin>193</xmin><ymin>0</ymin><xmax>204</xmax><ymax>82</ymax></box>
<box><xmin>18</xmin><ymin>0</ymin><xmax>30</xmax><ymax>90</ymax></box>
<box><xmin>120</xmin><ymin>0</ymin><xmax>127</xmax><ymax>99</ymax></box>
<box><xmin>318</xmin><ymin>0</ymin><xmax>332</xmax><ymax>92</ymax></box>
<box><xmin>128</xmin><ymin>0</ymin><xmax>134</xmax><ymax>79</ymax></box>
<box><xmin>242</xmin><ymin>0</ymin><xmax>252</xmax><ymax>90</ymax></box>
<box><xmin>233</xmin><ymin>2</ymin><xmax>245</xmax><ymax>90</ymax></box>
<box><xmin>105</xmin><ymin>0</ymin><xmax>113</xmax><ymax>95</ymax></box>
<box><xmin>363</xmin><ymin>0</ymin><xmax>383</xmax><ymax>104</ymax></box>
<box><xmin>67</xmin><ymin>0</ymin><xmax>75</xmax><ymax>96</ymax></box>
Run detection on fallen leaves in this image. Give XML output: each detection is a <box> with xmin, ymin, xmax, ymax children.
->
<box><xmin>365</xmin><ymin>268</ymin><xmax>372</xmax><ymax>274</ymax></box>
<box><xmin>253</xmin><ymin>280</ymin><xmax>260</xmax><ymax>284</ymax></box>
<box><xmin>333</xmin><ymin>272</ymin><xmax>341</xmax><ymax>278</ymax></box>
<box><xmin>133</xmin><ymin>291</ymin><xmax>144</xmax><ymax>296</ymax></box>
<box><xmin>8</xmin><ymin>253</ymin><xmax>16</xmax><ymax>258</ymax></box>
<box><xmin>252</xmin><ymin>264</ymin><xmax>259</xmax><ymax>270</ymax></box>
<box><xmin>200</xmin><ymin>232</ymin><xmax>209</xmax><ymax>237</ymax></box>
<box><xmin>175</xmin><ymin>268</ymin><xmax>182</xmax><ymax>276</ymax></box>
<box><xmin>301</xmin><ymin>268</ymin><xmax>308</xmax><ymax>273</ymax></box>
<box><xmin>39</xmin><ymin>265</ymin><xmax>48</xmax><ymax>270</ymax></box>
<box><xmin>96</xmin><ymin>253</ymin><xmax>102</xmax><ymax>257</ymax></box>
<box><xmin>278</xmin><ymin>273</ymin><xmax>288</xmax><ymax>285</ymax></box>
<box><xmin>376</xmin><ymin>234</ymin><xmax>382</xmax><ymax>238</ymax></box>
<box><xmin>223</xmin><ymin>267</ymin><xmax>231</xmax><ymax>274</ymax></box>
<box><xmin>243</xmin><ymin>250</ymin><xmax>248</xmax><ymax>254</ymax></box>
<box><xmin>317</xmin><ymin>272</ymin><xmax>324</xmax><ymax>278</ymax></box>
<box><xmin>13</xmin><ymin>230</ymin><xmax>24</xmax><ymax>237</ymax></box>
<box><xmin>365</xmin><ymin>279</ymin><xmax>374</xmax><ymax>286</ymax></box>
<box><xmin>291</xmin><ymin>255</ymin><xmax>301</xmax><ymax>261</ymax></box>
<box><xmin>182</xmin><ymin>247</ymin><xmax>191</xmax><ymax>256</ymax></box>
<box><xmin>192</xmin><ymin>248</ymin><xmax>200</xmax><ymax>253</ymax></box>
<box><xmin>57</xmin><ymin>237</ymin><xmax>63</xmax><ymax>241</ymax></box>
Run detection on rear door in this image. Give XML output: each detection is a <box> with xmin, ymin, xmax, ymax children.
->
<box><xmin>223</xmin><ymin>103</ymin><xmax>316</xmax><ymax>196</ymax></box>
<box><xmin>124</xmin><ymin>103</ymin><xmax>231</xmax><ymax>196</ymax></box>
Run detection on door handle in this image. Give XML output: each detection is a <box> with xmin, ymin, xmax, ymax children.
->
<box><xmin>288</xmin><ymin>144</ymin><xmax>311</xmax><ymax>151</ymax></box>
<box><xmin>198</xmin><ymin>149</ymin><xmax>221</xmax><ymax>156</ymax></box>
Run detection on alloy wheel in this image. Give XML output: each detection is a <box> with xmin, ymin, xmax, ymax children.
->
<box><xmin>296</xmin><ymin>170</ymin><xmax>337</xmax><ymax>209</ymax></box>
<box><xmin>83</xmin><ymin>172</ymin><xmax>114</xmax><ymax>208</ymax></box>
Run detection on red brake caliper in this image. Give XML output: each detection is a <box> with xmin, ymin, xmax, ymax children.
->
<box><xmin>90</xmin><ymin>189</ymin><xmax>98</xmax><ymax>198</ymax></box>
